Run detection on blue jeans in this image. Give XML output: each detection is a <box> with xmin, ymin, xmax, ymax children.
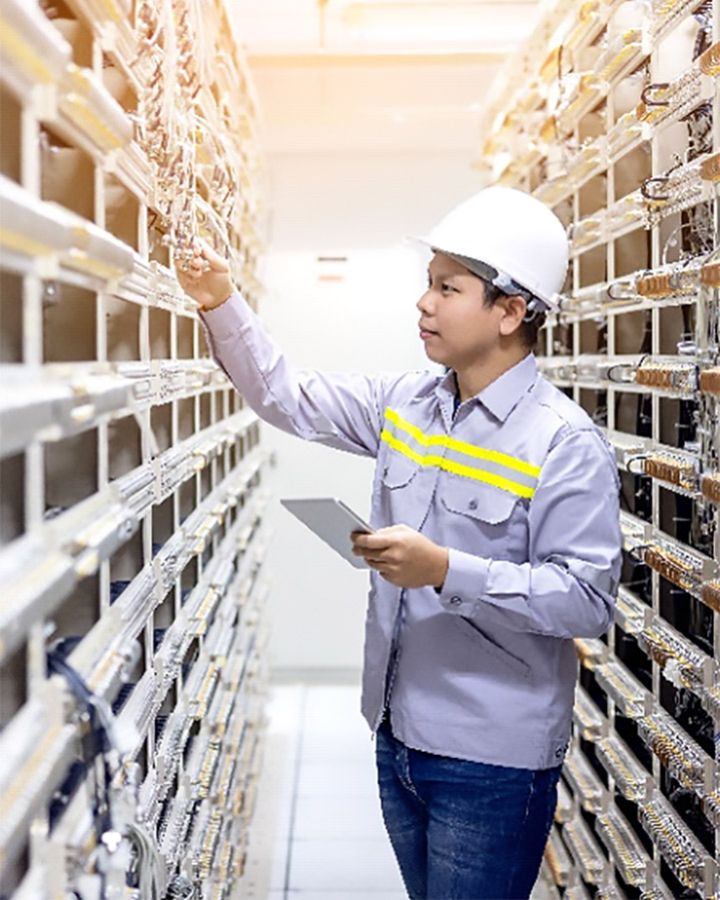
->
<box><xmin>375</xmin><ymin>720</ymin><xmax>561</xmax><ymax>900</ymax></box>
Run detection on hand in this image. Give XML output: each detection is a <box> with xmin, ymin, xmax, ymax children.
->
<box><xmin>351</xmin><ymin>524</ymin><xmax>449</xmax><ymax>589</ymax></box>
<box><xmin>176</xmin><ymin>241</ymin><xmax>235</xmax><ymax>310</ymax></box>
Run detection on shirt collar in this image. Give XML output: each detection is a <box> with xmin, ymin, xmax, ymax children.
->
<box><xmin>436</xmin><ymin>354</ymin><xmax>538</xmax><ymax>424</ymax></box>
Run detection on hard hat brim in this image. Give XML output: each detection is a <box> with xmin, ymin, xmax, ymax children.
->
<box><xmin>405</xmin><ymin>234</ymin><xmax>561</xmax><ymax>313</ymax></box>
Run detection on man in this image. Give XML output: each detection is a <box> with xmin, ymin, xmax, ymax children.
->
<box><xmin>178</xmin><ymin>186</ymin><xmax>622</xmax><ymax>900</ymax></box>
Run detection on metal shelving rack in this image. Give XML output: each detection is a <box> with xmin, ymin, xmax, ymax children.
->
<box><xmin>0</xmin><ymin>0</ymin><xmax>270</xmax><ymax>896</ymax></box>
<box><xmin>479</xmin><ymin>1</ymin><xmax>719</xmax><ymax>898</ymax></box>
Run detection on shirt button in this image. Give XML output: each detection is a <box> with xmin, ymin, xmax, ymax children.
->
<box><xmin>383</xmin><ymin>466</ymin><xmax>389</xmax><ymax>477</ymax></box>
<box><xmin>468</xmin><ymin>499</ymin><xmax>478</xmax><ymax>510</ymax></box>
<box><xmin>449</xmin><ymin>596</ymin><xmax>462</xmax><ymax>606</ymax></box>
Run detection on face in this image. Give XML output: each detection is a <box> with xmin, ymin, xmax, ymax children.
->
<box><xmin>417</xmin><ymin>252</ymin><xmax>523</xmax><ymax>370</ymax></box>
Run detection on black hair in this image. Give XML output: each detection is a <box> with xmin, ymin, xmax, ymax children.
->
<box><xmin>478</xmin><ymin>277</ymin><xmax>547</xmax><ymax>350</ymax></box>
<box><xmin>445</xmin><ymin>253</ymin><xmax>548</xmax><ymax>350</ymax></box>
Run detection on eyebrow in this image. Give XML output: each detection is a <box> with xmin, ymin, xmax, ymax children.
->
<box><xmin>427</xmin><ymin>268</ymin><xmax>462</xmax><ymax>280</ymax></box>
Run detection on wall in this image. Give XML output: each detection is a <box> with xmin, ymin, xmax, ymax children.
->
<box><xmin>258</xmin><ymin>245</ymin><xmax>420</xmax><ymax>671</ymax></box>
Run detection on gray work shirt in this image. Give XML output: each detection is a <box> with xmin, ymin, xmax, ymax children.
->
<box><xmin>201</xmin><ymin>293</ymin><xmax>622</xmax><ymax>770</ymax></box>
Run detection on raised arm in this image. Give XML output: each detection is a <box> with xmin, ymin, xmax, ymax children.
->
<box><xmin>177</xmin><ymin>244</ymin><xmax>392</xmax><ymax>458</ymax></box>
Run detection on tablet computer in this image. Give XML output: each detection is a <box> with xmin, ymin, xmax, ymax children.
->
<box><xmin>280</xmin><ymin>497</ymin><xmax>374</xmax><ymax>569</ymax></box>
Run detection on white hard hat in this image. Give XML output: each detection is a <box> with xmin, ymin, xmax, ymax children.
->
<box><xmin>413</xmin><ymin>186</ymin><xmax>569</xmax><ymax>312</ymax></box>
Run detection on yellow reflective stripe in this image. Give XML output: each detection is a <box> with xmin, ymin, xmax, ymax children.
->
<box><xmin>380</xmin><ymin>429</ymin><xmax>536</xmax><ymax>499</ymax></box>
<box><xmin>384</xmin><ymin>407</ymin><xmax>541</xmax><ymax>478</ymax></box>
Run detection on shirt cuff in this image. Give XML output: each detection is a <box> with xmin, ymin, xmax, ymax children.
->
<box><xmin>437</xmin><ymin>548</ymin><xmax>491</xmax><ymax>616</ymax></box>
<box><xmin>199</xmin><ymin>291</ymin><xmax>250</xmax><ymax>340</ymax></box>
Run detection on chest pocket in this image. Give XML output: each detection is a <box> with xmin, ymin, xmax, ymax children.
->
<box><xmin>441</xmin><ymin>476</ymin><xmax>528</xmax><ymax>559</ymax></box>
<box><xmin>381</xmin><ymin>451</ymin><xmax>419</xmax><ymax>489</ymax></box>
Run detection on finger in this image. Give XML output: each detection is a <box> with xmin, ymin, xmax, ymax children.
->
<box><xmin>364</xmin><ymin>554</ymin><xmax>395</xmax><ymax>573</ymax></box>
<box><xmin>354</xmin><ymin>545</ymin><xmax>379</xmax><ymax>562</ymax></box>
<box><xmin>355</xmin><ymin>546</ymin><xmax>391</xmax><ymax>564</ymax></box>
<box><xmin>201</xmin><ymin>243</ymin><xmax>228</xmax><ymax>272</ymax></box>
<box><xmin>352</xmin><ymin>546</ymin><xmax>373</xmax><ymax>557</ymax></box>
<box><xmin>352</xmin><ymin>533</ymin><xmax>393</xmax><ymax>551</ymax></box>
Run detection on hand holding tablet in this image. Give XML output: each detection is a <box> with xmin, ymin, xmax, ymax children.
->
<box><xmin>280</xmin><ymin>498</ymin><xmax>374</xmax><ymax>569</ymax></box>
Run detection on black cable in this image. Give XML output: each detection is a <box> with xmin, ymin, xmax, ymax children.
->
<box><xmin>47</xmin><ymin>646</ymin><xmax>115</xmax><ymax>849</ymax></box>
<box><xmin>626</xmin><ymin>543</ymin><xmax>653</xmax><ymax>564</ymax></box>
<box><xmin>625</xmin><ymin>455</ymin><xmax>648</xmax><ymax>476</ymax></box>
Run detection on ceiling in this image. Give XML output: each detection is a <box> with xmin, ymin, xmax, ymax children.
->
<box><xmin>234</xmin><ymin>0</ymin><xmax>543</xmax><ymax>54</ymax></box>
<box><xmin>233</xmin><ymin>0</ymin><xmax>545</xmax><ymax>156</ymax></box>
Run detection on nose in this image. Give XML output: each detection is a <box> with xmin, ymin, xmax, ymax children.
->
<box><xmin>417</xmin><ymin>288</ymin><xmax>434</xmax><ymax>314</ymax></box>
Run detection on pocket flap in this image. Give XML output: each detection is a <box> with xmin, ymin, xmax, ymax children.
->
<box><xmin>381</xmin><ymin>452</ymin><xmax>419</xmax><ymax>488</ymax></box>
<box><xmin>441</xmin><ymin>477</ymin><xmax>519</xmax><ymax>524</ymax></box>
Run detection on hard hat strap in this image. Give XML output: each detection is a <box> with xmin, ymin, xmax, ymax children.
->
<box><xmin>524</xmin><ymin>298</ymin><xmax>547</xmax><ymax>322</ymax></box>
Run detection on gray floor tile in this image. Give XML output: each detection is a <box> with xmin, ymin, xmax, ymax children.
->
<box><xmin>288</xmin><ymin>838</ymin><xmax>405</xmax><ymax>892</ymax></box>
<box><xmin>293</xmin><ymin>793</ymin><xmax>386</xmax><ymax>841</ymax></box>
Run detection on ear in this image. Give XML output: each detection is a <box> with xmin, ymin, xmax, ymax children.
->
<box><xmin>498</xmin><ymin>295</ymin><xmax>528</xmax><ymax>337</ymax></box>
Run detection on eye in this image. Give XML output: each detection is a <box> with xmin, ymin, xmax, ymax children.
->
<box><xmin>441</xmin><ymin>282</ymin><xmax>458</xmax><ymax>293</ymax></box>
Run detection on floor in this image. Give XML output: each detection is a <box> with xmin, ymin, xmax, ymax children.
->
<box><xmin>238</xmin><ymin>682</ymin><xmax>553</xmax><ymax>900</ymax></box>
